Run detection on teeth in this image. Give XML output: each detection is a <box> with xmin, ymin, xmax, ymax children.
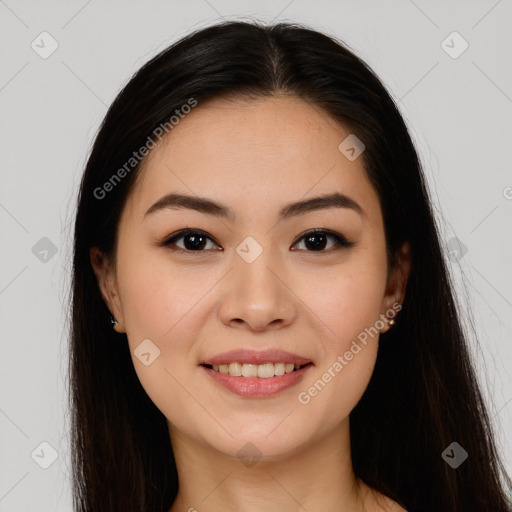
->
<box><xmin>274</xmin><ymin>363</ymin><xmax>285</xmax><ymax>376</ymax></box>
<box><xmin>229</xmin><ymin>362</ymin><xmax>242</xmax><ymax>376</ymax></box>
<box><xmin>209</xmin><ymin>362</ymin><xmax>306</xmax><ymax>378</ymax></box>
<box><xmin>257</xmin><ymin>363</ymin><xmax>274</xmax><ymax>378</ymax></box>
<box><xmin>285</xmin><ymin>363</ymin><xmax>295</xmax><ymax>373</ymax></box>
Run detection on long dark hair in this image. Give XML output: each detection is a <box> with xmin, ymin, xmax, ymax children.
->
<box><xmin>68</xmin><ymin>20</ymin><xmax>512</xmax><ymax>511</ymax></box>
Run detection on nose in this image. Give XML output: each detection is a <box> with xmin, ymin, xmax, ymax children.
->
<box><xmin>217</xmin><ymin>249</ymin><xmax>298</xmax><ymax>332</ymax></box>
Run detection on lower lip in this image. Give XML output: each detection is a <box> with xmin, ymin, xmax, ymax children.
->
<box><xmin>201</xmin><ymin>364</ymin><xmax>313</xmax><ymax>398</ymax></box>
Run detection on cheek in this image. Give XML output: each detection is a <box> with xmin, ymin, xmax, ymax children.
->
<box><xmin>295</xmin><ymin>278</ymin><xmax>382</xmax><ymax>431</ymax></box>
<box><xmin>116</xmin><ymin>246</ymin><xmax>215</xmax><ymax>388</ymax></box>
<box><xmin>116</xmin><ymin>253</ymin><xmax>211</xmax><ymax>434</ymax></box>
<box><xmin>292</xmin><ymin>258</ymin><xmax>386</xmax><ymax>348</ymax></box>
<box><xmin>291</xmin><ymin>257</ymin><xmax>385</xmax><ymax>418</ymax></box>
<box><xmin>297</xmin><ymin>342</ymin><xmax>378</xmax><ymax>438</ymax></box>
<box><xmin>116</xmin><ymin>245</ymin><xmax>207</xmax><ymax>341</ymax></box>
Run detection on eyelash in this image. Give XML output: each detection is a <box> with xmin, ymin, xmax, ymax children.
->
<box><xmin>160</xmin><ymin>228</ymin><xmax>355</xmax><ymax>254</ymax></box>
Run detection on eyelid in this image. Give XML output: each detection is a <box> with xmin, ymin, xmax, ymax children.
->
<box><xmin>161</xmin><ymin>228</ymin><xmax>222</xmax><ymax>251</ymax></box>
<box><xmin>291</xmin><ymin>228</ymin><xmax>355</xmax><ymax>249</ymax></box>
<box><xmin>161</xmin><ymin>228</ymin><xmax>355</xmax><ymax>252</ymax></box>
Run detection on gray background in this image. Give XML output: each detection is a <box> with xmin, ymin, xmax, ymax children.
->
<box><xmin>1</xmin><ymin>0</ymin><xmax>511</xmax><ymax>509</ymax></box>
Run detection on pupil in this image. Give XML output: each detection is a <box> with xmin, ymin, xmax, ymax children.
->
<box><xmin>185</xmin><ymin>234</ymin><xmax>206</xmax><ymax>250</ymax></box>
<box><xmin>306</xmin><ymin>234</ymin><xmax>326</xmax><ymax>251</ymax></box>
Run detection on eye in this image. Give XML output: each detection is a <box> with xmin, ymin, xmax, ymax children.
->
<box><xmin>291</xmin><ymin>229</ymin><xmax>356</xmax><ymax>252</ymax></box>
<box><xmin>161</xmin><ymin>229</ymin><xmax>221</xmax><ymax>252</ymax></box>
<box><xmin>161</xmin><ymin>228</ymin><xmax>355</xmax><ymax>253</ymax></box>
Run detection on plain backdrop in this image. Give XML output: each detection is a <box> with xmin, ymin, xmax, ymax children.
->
<box><xmin>0</xmin><ymin>0</ymin><xmax>511</xmax><ymax>510</ymax></box>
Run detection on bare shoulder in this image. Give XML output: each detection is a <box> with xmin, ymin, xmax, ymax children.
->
<box><xmin>384</xmin><ymin>501</ymin><xmax>408</xmax><ymax>512</ymax></box>
<box><xmin>374</xmin><ymin>493</ymin><xmax>408</xmax><ymax>512</ymax></box>
<box><xmin>359</xmin><ymin>482</ymin><xmax>408</xmax><ymax>512</ymax></box>
<box><xmin>358</xmin><ymin>480</ymin><xmax>408</xmax><ymax>512</ymax></box>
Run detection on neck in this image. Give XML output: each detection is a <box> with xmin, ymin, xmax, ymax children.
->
<box><xmin>167</xmin><ymin>418</ymin><xmax>369</xmax><ymax>512</ymax></box>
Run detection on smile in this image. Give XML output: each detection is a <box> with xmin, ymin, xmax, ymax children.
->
<box><xmin>200</xmin><ymin>362</ymin><xmax>313</xmax><ymax>398</ymax></box>
<box><xmin>203</xmin><ymin>362</ymin><xmax>311</xmax><ymax>378</ymax></box>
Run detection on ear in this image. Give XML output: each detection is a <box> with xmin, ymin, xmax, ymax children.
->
<box><xmin>89</xmin><ymin>246</ymin><xmax>125</xmax><ymax>331</ymax></box>
<box><xmin>379</xmin><ymin>241</ymin><xmax>411</xmax><ymax>333</ymax></box>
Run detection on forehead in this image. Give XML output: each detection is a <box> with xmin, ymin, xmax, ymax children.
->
<box><xmin>123</xmin><ymin>95</ymin><xmax>381</xmax><ymax>225</ymax></box>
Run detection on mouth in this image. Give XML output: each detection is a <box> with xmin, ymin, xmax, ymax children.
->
<box><xmin>200</xmin><ymin>362</ymin><xmax>313</xmax><ymax>378</ymax></box>
<box><xmin>200</xmin><ymin>360</ymin><xmax>314</xmax><ymax>398</ymax></box>
<box><xmin>199</xmin><ymin>349</ymin><xmax>314</xmax><ymax>397</ymax></box>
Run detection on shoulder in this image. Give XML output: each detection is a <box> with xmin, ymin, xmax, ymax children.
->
<box><xmin>359</xmin><ymin>482</ymin><xmax>408</xmax><ymax>512</ymax></box>
<box><xmin>358</xmin><ymin>480</ymin><xmax>408</xmax><ymax>512</ymax></box>
<box><xmin>375</xmin><ymin>494</ymin><xmax>408</xmax><ymax>512</ymax></box>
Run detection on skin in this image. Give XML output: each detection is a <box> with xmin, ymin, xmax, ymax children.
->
<box><xmin>91</xmin><ymin>95</ymin><xmax>411</xmax><ymax>511</ymax></box>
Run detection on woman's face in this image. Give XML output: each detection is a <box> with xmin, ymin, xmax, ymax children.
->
<box><xmin>91</xmin><ymin>95</ymin><xmax>409</xmax><ymax>461</ymax></box>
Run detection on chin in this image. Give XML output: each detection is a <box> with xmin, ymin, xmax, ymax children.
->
<box><xmin>204</xmin><ymin>427</ymin><xmax>312</xmax><ymax>463</ymax></box>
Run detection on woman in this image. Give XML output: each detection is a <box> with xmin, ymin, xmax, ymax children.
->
<box><xmin>68</xmin><ymin>20</ymin><xmax>512</xmax><ymax>511</ymax></box>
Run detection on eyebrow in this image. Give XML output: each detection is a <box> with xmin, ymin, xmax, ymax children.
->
<box><xmin>144</xmin><ymin>191</ymin><xmax>367</xmax><ymax>221</ymax></box>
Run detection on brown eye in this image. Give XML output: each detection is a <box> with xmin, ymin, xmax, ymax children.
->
<box><xmin>162</xmin><ymin>230</ymin><xmax>220</xmax><ymax>252</ymax></box>
<box><xmin>291</xmin><ymin>230</ymin><xmax>355</xmax><ymax>252</ymax></box>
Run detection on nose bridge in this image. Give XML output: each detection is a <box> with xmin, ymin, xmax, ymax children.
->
<box><xmin>233</xmin><ymin>236</ymin><xmax>284</xmax><ymax>302</ymax></box>
<box><xmin>218</xmin><ymin>235</ymin><xmax>296</xmax><ymax>329</ymax></box>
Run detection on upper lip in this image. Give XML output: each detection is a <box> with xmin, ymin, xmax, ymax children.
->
<box><xmin>201</xmin><ymin>349</ymin><xmax>313</xmax><ymax>366</ymax></box>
